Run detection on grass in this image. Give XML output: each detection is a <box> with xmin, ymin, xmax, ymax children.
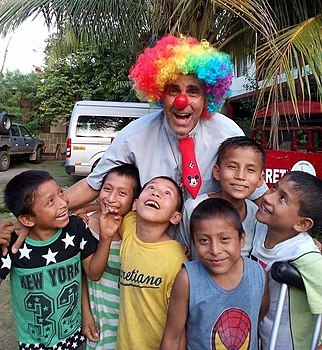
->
<box><xmin>0</xmin><ymin>159</ymin><xmax>81</xmax><ymax>349</ymax></box>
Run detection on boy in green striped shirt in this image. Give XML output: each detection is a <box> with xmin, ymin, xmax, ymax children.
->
<box><xmin>81</xmin><ymin>164</ymin><xmax>141</xmax><ymax>350</ymax></box>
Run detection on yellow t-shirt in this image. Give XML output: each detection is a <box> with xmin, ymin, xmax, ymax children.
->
<box><xmin>116</xmin><ymin>211</ymin><xmax>187</xmax><ymax>350</ymax></box>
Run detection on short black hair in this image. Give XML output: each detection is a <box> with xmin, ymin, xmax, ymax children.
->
<box><xmin>190</xmin><ymin>198</ymin><xmax>244</xmax><ymax>240</ymax></box>
<box><xmin>4</xmin><ymin>170</ymin><xmax>54</xmax><ymax>217</ymax></box>
<box><xmin>143</xmin><ymin>176</ymin><xmax>184</xmax><ymax>212</ymax></box>
<box><xmin>217</xmin><ymin>136</ymin><xmax>265</xmax><ymax>168</ymax></box>
<box><xmin>283</xmin><ymin>171</ymin><xmax>322</xmax><ymax>229</ymax></box>
<box><xmin>102</xmin><ymin>164</ymin><xmax>141</xmax><ymax>199</ymax></box>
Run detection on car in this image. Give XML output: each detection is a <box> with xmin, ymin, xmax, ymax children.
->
<box><xmin>0</xmin><ymin>112</ymin><xmax>45</xmax><ymax>171</ymax></box>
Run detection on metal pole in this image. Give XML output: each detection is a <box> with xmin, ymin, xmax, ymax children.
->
<box><xmin>310</xmin><ymin>314</ymin><xmax>322</xmax><ymax>350</ymax></box>
<box><xmin>269</xmin><ymin>283</ymin><xmax>288</xmax><ymax>350</ymax></box>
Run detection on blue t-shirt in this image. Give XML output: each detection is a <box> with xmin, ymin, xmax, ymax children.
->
<box><xmin>185</xmin><ymin>258</ymin><xmax>265</xmax><ymax>350</ymax></box>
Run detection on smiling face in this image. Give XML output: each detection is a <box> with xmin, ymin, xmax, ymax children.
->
<box><xmin>134</xmin><ymin>177</ymin><xmax>181</xmax><ymax>225</ymax></box>
<box><xmin>24</xmin><ymin>179</ymin><xmax>69</xmax><ymax>236</ymax></box>
<box><xmin>162</xmin><ymin>74</ymin><xmax>205</xmax><ymax>137</ymax></box>
<box><xmin>213</xmin><ymin>146</ymin><xmax>264</xmax><ymax>201</ymax></box>
<box><xmin>256</xmin><ymin>177</ymin><xmax>305</xmax><ymax>235</ymax></box>
<box><xmin>193</xmin><ymin>216</ymin><xmax>245</xmax><ymax>279</ymax></box>
<box><xmin>99</xmin><ymin>173</ymin><xmax>136</xmax><ymax>216</ymax></box>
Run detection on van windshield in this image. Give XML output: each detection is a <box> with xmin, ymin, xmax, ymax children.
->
<box><xmin>76</xmin><ymin>115</ymin><xmax>138</xmax><ymax>137</ymax></box>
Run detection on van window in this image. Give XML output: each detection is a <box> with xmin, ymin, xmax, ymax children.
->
<box><xmin>76</xmin><ymin>115</ymin><xmax>138</xmax><ymax>137</ymax></box>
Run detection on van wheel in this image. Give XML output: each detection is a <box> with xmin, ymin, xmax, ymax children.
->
<box><xmin>32</xmin><ymin>147</ymin><xmax>43</xmax><ymax>164</ymax></box>
<box><xmin>0</xmin><ymin>113</ymin><xmax>11</xmax><ymax>134</ymax></box>
<box><xmin>0</xmin><ymin>151</ymin><xmax>10</xmax><ymax>171</ymax></box>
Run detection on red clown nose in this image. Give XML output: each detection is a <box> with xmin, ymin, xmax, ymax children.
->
<box><xmin>174</xmin><ymin>94</ymin><xmax>189</xmax><ymax>109</ymax></box>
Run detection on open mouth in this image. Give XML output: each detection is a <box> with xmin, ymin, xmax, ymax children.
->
<box><xmin>174</xmin><ymin>112</ymin><xmax>191</xmax><ymax>120</ymax></box>
<box><xmin>144</xmin><ymin>200</ymin><xmax>160</xmax><ymax>210</ymax></box>
<box><xmin>104</xmin><ymin>204</ymin><xmax>119</xmax><ymax>212</ymax></box>
<box><xmin>57</xmin><ymin>209</ymin><xmax>68</xmax><ymax>219</ymax></box>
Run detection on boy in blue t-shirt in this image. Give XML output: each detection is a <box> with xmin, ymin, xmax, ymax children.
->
<box><xmin>161</xmin><ymin>198</ymin><xmax>269</xmax><ymax>350</ymax></box>
<box><xmin>0</xmin><ymin>170</ymin><xmax>120</xmax><ymax>350</ymax></box>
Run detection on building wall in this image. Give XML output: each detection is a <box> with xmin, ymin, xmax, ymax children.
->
<box><xmin>39</xmin><ymin>123</ymin><xmax>67</xmax><ymax>159</ymax></box>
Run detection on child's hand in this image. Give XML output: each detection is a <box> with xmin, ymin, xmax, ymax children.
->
<box><xmin>76</xmin><ymin>212</ymin><xmax>90</xmax><ymax>224</ymax></box>
<box><xmin>74</xmin><ymin>203</ymin><xmax>101</xmax><ymax>224</ymax></box>
<box><xmin>0</xmin><ymin>221</ymin><xmax>15</xmax><ymax>255</ymax></box>
<box><xmin>0</xmin><ymin>221</ymin><xmax>28</xmax><ymax>255</ymax></box>
<box><xmin>82</xmin><ymin>312</ymin><xmax>100</xmax><ymax>342</ymax></box>
<box><xmin>11</xmin><ymin>223</ymin><xmax>29</xmax><ymax>254</ymax></box>
<box><xmin>99</xmin><ymin>209</ymin><xmax>122</xmax><ymax>241</ymax></box>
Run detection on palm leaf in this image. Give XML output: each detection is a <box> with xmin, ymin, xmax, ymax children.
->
<box><xmin>256</xmin><ymin>15</ymin><xmax>322</xmax><ymax>143</ymax></box>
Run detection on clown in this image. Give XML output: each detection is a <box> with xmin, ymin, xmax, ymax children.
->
<box><xmin>127</xmin><ymin>35</ymin><xmax>239</xmax><ymax>199</ymax></box>
<box><xmin>129</xmin><ymin>35</ymin><xmax>233</xmax><ymax>116</ymax></box>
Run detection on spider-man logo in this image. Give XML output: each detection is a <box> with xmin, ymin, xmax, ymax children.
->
<box><xmin>211</xmin><ymin>308</ymin><xmax>251</xmax><ymax>350</ymax></box>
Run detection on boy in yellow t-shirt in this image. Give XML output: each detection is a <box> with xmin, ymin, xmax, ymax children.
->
<box><xmin>113</xmin><ymin>176</ymin><xmax>187</xmax><ymax>350</ymax></box>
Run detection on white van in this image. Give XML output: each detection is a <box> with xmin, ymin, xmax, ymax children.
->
<box><xmin>65</xmin><ymin>100</ymin><xmax>158</xmax><ymax>176</ymax></box>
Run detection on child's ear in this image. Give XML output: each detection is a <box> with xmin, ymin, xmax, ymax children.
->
<box><xmin>132</xmin><ymin>199</ymin><xmax>138</xmax><ymax>211</ymax></box>
<box><xmin>212</xmin><ymin>165</ymin><xmax>220</xmax><ymax>181</ymax></box>
<box><xmin>240</xmin><ymin>231</ymin><xmax>246</xmax><ymax>249</ymax></box>
<box><xmin>18</xmin><ymin>215</ymin><xmax>35</xmax><ymax>228</ymax></box>
<box><xmin>170</xmin><ymin>211</ymin><xmax>182</xmax><ymax>226</ymax></box>
<box><xmin>256</xmin><ymin>171</ymin><xmax>265</xmax><ymax>188</ymax></box>
<box><xmin>293</xmin><ymin>217</ymin><xmax>314</xmax><ymax>233</ymax></box>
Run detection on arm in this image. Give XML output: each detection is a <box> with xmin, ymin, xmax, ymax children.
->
<box><xmin>82</xmin><ymin>210</ymin><xmax>122</xmax><ymax>281</ymax></box>
<box><xmin>160</xmin><ymin>268</ymin><xmax>189</xmax><ymax>350</ymax></box>
<box><xmin>74</xmin><ymin>203</ymin><xmax>100</xmax><ymax>216</ymax></box>
<box><xmin>65</xmin><ymin>178</ymin><xmax>99</xmax><ymax>210</ymax></box>
<box><xmin>260</xmin><ymin>272</ymin><xmax>270</xmax><ymax>321</ymax></box>
<box><xmin>0</xmin><ymin>221</ymin><xmax>29</xmax><ymax>255</ymax></box>
<box><xmin>73</xmin><ymin>203</ymin><xmax>100</xmax><ymax>224</ymax></box>
<box><xmin>81</xmin><ymin>273</ymin><xmax>99</xmax><ymax>341</ymax></box>
<box><xmin>0</xmin><ymin>222</ymin><xmax>15</xmax><ymax>255</ymax></box>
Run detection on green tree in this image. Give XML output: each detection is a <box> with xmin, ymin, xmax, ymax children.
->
<box><xmin>0</xmin><ymin>0</ymin><xmax>321</xmax><ymax>137</ymax></box>
<box><xmin>0</xmin><ymin>71</ymin><xmax>42</xmax><ymax>133</ymax></box>
<box><xmin>37</xmin><ymin>45</ymin><xmax>134</xmax><ymax>125</ymax></box>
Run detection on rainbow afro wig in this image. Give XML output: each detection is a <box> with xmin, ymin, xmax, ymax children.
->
<box><xmin>129</xmin><ymin>35</ymin><xmax>234</xmax><ymax>117</ymax></box>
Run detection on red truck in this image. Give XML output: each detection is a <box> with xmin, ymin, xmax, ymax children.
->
<box><xmin>250</xmin><ymin>100</ymin><xmax>322</xmax><ymax>187</ymax></box>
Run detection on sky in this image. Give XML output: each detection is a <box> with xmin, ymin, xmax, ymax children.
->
<box><xmin>0</xmin><ymin>16</ymin><xmax>51</xmax><ymax>74</ymax></box>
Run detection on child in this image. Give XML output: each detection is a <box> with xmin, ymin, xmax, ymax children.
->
<box><xmin>81</xmin><ymin>164</ymin><xmax>141</xmax><ymax>350</ymax></box>
<box><xmin>160</xmin><ymin>198</ymin><xmax>269</xmax><ymax>350</ymax></box>
<box><xmin>174</xmin><ymin>136</ymin><xmax>265</xmax><ymax>258</ymax></box>
<box><xmin>115</xmin><ymin>176</ymin><xmax>188</xmax><ymax>350</ymax></box>
<box><xmin>250</xmin><ymin>171</ymin><xmax>322</xmax><ymax>350</ymax></box>
<box><xmin>0</xmin><ymin>170</ymin><xmax>120</xmax><ymax>350</ymax></box>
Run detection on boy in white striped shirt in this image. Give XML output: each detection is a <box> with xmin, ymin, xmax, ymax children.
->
<box><xmin>81</xmin><ymin>164</ymin><xmax>141</xmax><ymax>350</ymax></box>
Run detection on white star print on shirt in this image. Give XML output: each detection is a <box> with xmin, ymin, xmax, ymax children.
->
<box><xmin>42</xmin><ymin>248</ymin><xmax>58</xmax><ymax>265</ymax></box>
<box><xmin>83</xmin><ymin>220</ymin><xmax>89</xmax><ymax>229</ymax></box>
<box><xmin>62</xmin><ymin>232</ymin><xmax>75</xmax><ymax>249</ymax></box>
<box><xmin>1</xmin><ymin>255</ymin><xmax>11</xmax><ymax>270</ymax></box>
<box><xmin>80</xmin><ymin>238</ymin><xmax>87</xmax><ymax>250</ymax></box>
<box><xmin>19</xmin><ymin>244</ymin><xmax>32</xmax><ymax>260</ymax></box>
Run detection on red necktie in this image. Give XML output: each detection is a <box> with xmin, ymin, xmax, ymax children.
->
<box><xmin>178</xmin><ymin>137</ymin><xmax>202</xmax><ymax>199</ymax></box>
